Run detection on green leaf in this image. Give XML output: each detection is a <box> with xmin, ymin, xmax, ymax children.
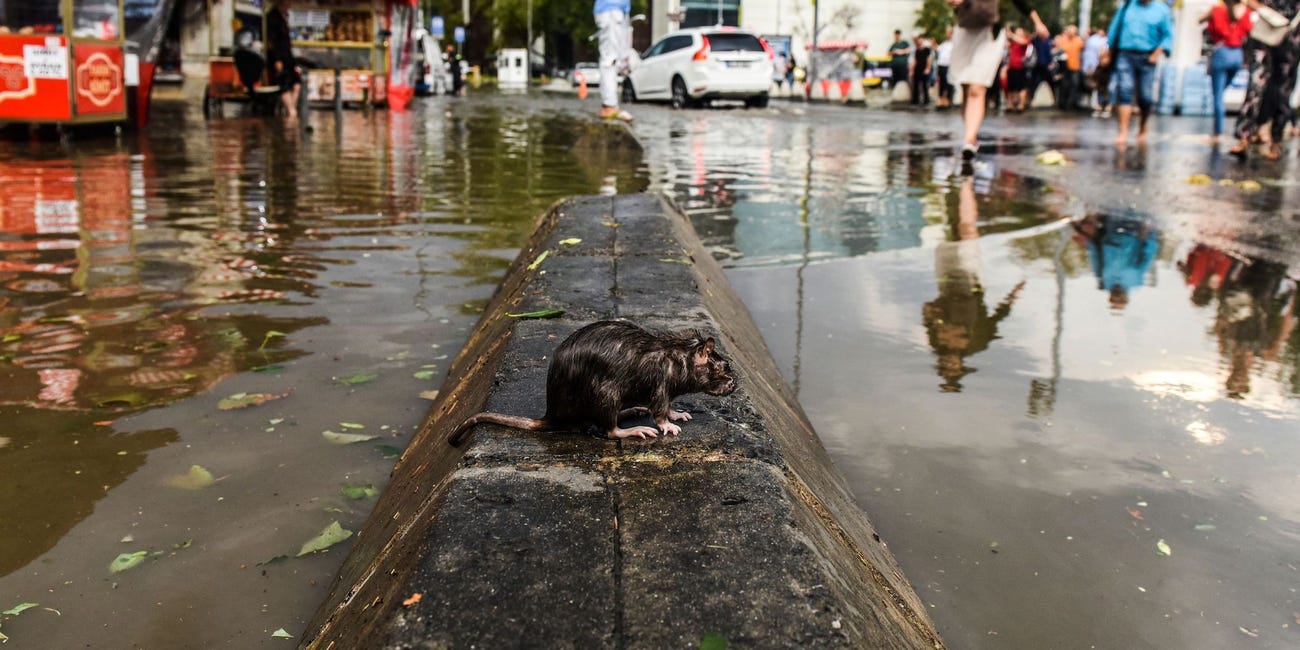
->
<box><xmin>296</xmin><ymin>521</ymin><xmax>353</xmax><ymax>557</ymax></box>
<box><xmin>164</xmin><ymin>465</ymin><xmax>214</xmax><ymax>490</ymax></box>
<box><xmin>110</xmin><ymin>551</ymin><xmax>149</xmax><ymax>573</ymax></box>
<box><xmin>258</xmin><ymin>330</ymin><xmax>287</xmax><ymax>351</ymax></box>
<box><xmin>376</xmin><ymin>445</ymin><xmax>403</xmax><ymax>459</ymax></box>
<box><xmin>258</xmin><ymin>555</ymin><xmax>290</xmax><ymax>566</ymax></box>
<box><xmin>271</xmin><ymin>628</ymin><xmax>293</xmax><ymax>639</ymax></box>
<box><xmin>413</xmin><ymin>370</ymin><xmax>435</xmax><ymax>380</ymax></box>
<box><xmin>558</xmin><ymin>238</ymin><xmax>582</xmax><ymax>246</ymax></box>
<box><xmin>322</xmin><ymin>431</ymin><xmax>378</xmax><ymax>444</ymax></box>
<box><xmin>337</xmin><ymin>373</ymin><xmax>378</xmax><ymax>386</ymax></box>
<box><xmin>700</xmin><ymin>633</ymin><xmax>727</xmax><ymax>650</ymax></box>
<box><xmin>526</xmin><ymin>249</ymin><xmax>550</xmax><ymax>270</ymax></box>
<box><xmin>2</xmin><ymin>333</ymin><xmax>21</xmax><ymax>343</ymax></box>
<box><xmin>506</xmin><ymin>308</ymin><xmax>565</xmax><ymax>320</ymax></box>
<box><xmin>1156</xmin><ymin>539</ymin><xmax>1172</xmax><ymax>556</ymax></box>
<box><xmin>217</xmin><ymin>392</ymin><xmax>289</xmax><ymax>410</ymax></box>
<box><xmin>2</xmin><ymin>603</ymin><xmax>38</xmax><ymax>616</ymax></box>
<box><xmin>1194</xmin><ymin>524</ymin><xmax>1217</xmax><ymax>531</ymax></box>
<box><xmin>339</xmin><ymin>422</ymin><xmax>365</xmax><ymax>430</ymax></box>
<box><xmin>252</xmin><ymin>364</ymin><xmax>286</xmax><ymax>373</ymax></box>
<box><xmin>341</xmin><ymin>485</ymin><xmax>378</xmax><ymax>500</ymax></box>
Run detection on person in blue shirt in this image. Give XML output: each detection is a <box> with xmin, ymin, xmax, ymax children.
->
<box><xmin>1107</xmin><ymin>0</ymin><xmax>1174</xmax><ymax>146</ymax></box>
<box><xmin>594</xmin><ymin>0</ymin><xmax>634</xmax><ymax>122</ymax></box>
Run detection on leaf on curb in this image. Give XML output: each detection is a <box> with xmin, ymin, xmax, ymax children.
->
<box><xmin>218</xmin><ymin>392</ymin><xmax>289</xmax><ymax>411</ymax></box>
<box><xmin>110</xmin><ymin>551</ymin><xmax>149</xmax><ymax>573</ymax></box>
<box><xmin>507</xmin><ymin>308</ymin><xmax>565</xmax><ymax>319</ymax></box>
<box><xmin>322</xmin><ymin>431</ymin><xmax>378</xmax><ymax>445</ymax></box>
<box><xmin>296</xmin><ymin>521</ymin><xmax>353</xmax><ymax>557</ymax></box>
<box><xmin>526</xmin><ymin>249</ymin><xmax>550</xmax><ymax>271</ymax></box>
<box><xmin>419</xmin><ymin>390</ymin><xmax>440</xmax><ymax>401</ymax></box>
<box><xmin>164</xmin><ymin>465</ymin><xmax>215</xmax><ymax>490</ymax></box>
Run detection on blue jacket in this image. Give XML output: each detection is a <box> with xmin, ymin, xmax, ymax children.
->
<box><xmin>593</xmin><ymin>0</ymin><xmax>629</xmax><ymax>16</ymax></box>
<box><xmin>1108</xmin><ymin>0</ymin><xmax>1174</xmax><ymax>55</ymax></box>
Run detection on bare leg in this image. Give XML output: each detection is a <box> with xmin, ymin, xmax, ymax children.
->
<box><xmin>1136</xmin><ymin>107</ymin><xmax>1150</xmax><ymax>142</ymax></box>
<box><xmin>961</xmin><ymin>84</ymin><xmax>987</xmax><ymax>148</ymax></box>
<box><xmin>1116</xmin><ymin>105</ymin><xmax>1133</xmax><ymax>145</ymax></box>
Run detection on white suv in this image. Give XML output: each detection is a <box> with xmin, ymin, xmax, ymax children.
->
<box><xmin>623</xmin><ymin>28</ymin><xmax>773</xmax><ymax>109</ymax></box>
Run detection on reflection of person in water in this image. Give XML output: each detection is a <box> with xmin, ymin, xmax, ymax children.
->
<box><xmin>1207</xmin><ymin>255</ymin><xmax>1296</xmax><ymax>398</ymax></box>
<box><xmin>1180</xmin><ymin>243</ymin><xmax>1236</xmax><ymax>307</ymax></box>
<box><xmin>922</xmin><ymin>175</ymin><xmax>1025</xmax><ymax>392</ymax></box>
<box><xmin>1071</xmin><ymin>214</ymin><xmax>1159</xmax><ymax>310</ymax></box>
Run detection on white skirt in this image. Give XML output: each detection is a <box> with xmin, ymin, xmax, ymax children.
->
<box><xmin>948</xmin><ymin>26</ymin><xmax>1005</xmax><ymax>88</ymax></box>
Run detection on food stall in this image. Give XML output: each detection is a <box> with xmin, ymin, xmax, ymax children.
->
<box><xmin>0</xmin><ymin>1</ymin><xmax>130</xmax><ymax>125</ymax></box>
<box><xmin>290</xmin><ymin>0</ymin><xmax>389</xmax><ymax>107</ymax></box>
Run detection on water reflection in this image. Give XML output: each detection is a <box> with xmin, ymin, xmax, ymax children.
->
<box><xmin>1071</xmin><ymin>213</ymin><xmax>1161</xmax><ymax>311</ymax></box>
<box><xmin>923</xmin><ymin>175</ymin><xmax>1026</xmax><ymax>393</ymax></box>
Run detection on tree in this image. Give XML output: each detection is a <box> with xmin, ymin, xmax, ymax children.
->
<box><xmin>915</xmin><ymin>0</ymin><xmax>955</xmax><ymax>41</ymax></box>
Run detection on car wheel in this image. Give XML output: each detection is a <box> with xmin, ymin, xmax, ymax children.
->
<box><xmin>622</xmin><ymin>80</ymin><xmax>636</xmax><ymax>105</ymax></box>
<box><xmin>745</xmin><ymin>94</ymin><xmax>769</xmax><ymax>109</ymax></box>
<box><xmin>671</xmin><ymin>76</ymin><xmax>691</xmax><ymax>110</ymax></box>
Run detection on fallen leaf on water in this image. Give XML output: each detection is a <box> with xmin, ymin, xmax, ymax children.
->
<box><xmin>164</xmin><ymin>465</ymin><xmax>215</xmax><ymax>490</ymax></box>
<box><xmin>1187</xmin><ymin>173</ymin><xmax>1213</xmax><ymax>184</ymax></box>
<box><xmin>700</xmin><ymin>632</ymin><xmax>728</xmax><ymax>650</ymax></box>
<box><xmin>660</xmin><ymin>257</ymin><xmax>693</xmax><ymax>265</ymax></box>
<box><xmin>109</xmin><ymin>550</ymin><xmax>149</xmax><ymax>573</ymax></box>
<box><xmin>337</xmin><ymin>373</ymin><xmax>378</xmax><ymax>386</ymax></box>
<box><xmin>1126</xmin><ymin>507</ymin><xmax>1144</xmax><ymax>521</ymax></box>
<box><xmin>322</xmin><ymin>431</ymin><xmax>378</xmax><ymax>445</ymax></box>
<box><xmin>419</xmin><ymin>390</ymin><xmax>440</xmax><ymax>401</ymax></box>
<box><xmin>217</xmin><ymin>392</ymin><xmax>289</xmax><ymax>411</ymax></box>
<box><xmin>601</xmin><ymin>220</ymin><xmax>618</xmax><ymax>228</ymax></box>
<box><xmin>526</xmin><ymin>250</ymin><xmax>550</xmax><ymax>271</ymax></box>
<box><xmin>402</xmin><ymin>593</ymin><xmax>422</xmax><ymax>607</ymax></box>
<box><xmin>296</xmin><ymin>521</ymin><xmax>353</xmax><ymax>557</ymax></box>
<box><xmin>258</xmin><ymin>330</ymin><xmax>287</xmax><ymax>351</ymax></box>
<box><xmin>1194</xmin><ymin>524</ymin><xmax>1217</xmax><ymax>531</ymax></box>
<box><xmin>2</xmin><ymin>603</ymin><xmax>37</xmax><ymax>616</ymax></box>
<box><xmin>1239</xmin><ymin>626</ymin><xmax>1259</xmax><ymax>637</ymax></box>
<box><xmin>558</xmin><ymin>238</ymin><xmax>582</xmax><ymax>246</ymax></box>
<box><xmin>1037</xmin><ymin>150</ymin><xmax>1069</xmax><ymax>166</ymax></box>
<box><xmin>1218</xmin><ymin>178</ymin><xmax>1236</xmax><ymax>187</ymax></box>
<box><xmin>413</xmin><ymin>370</ymin><xmax>435</xmax><ymax>380</ymax></box>
<box><xmin>507</xmin><ymin>308</ymin><xmax>565</xmax><ymax>319</ymax></box>
<box><xmin>1238</xmin><ymin>179</ymin><xmax>1262</xmax><ymax>191</ymax></box>
<box><xmin>339</xmin><ymin>422</ymin><xmax>365</xmax><ymax>430</ymax></box>
<box><xmin>341</xmin><ymin>485</ymin><xmax>378</xmax><ymax>500</ymax></box>
<box><xmin>376</xmin><ymin>445</ymin><xmax>403</xmax><ymax>459</ymax></box>
<box><xmin>271</xmin><ymin>628</ymin><xmax>293</xmax><ymax>639</ymax></box>
<box><xmin>1156</xmin><ymin>539</ymin><xmax>1172</xmax><ymax>556</ymax></box>
<box><xmin>252</xmin><ymin>364</ymin><xmax>286</xmax><ymax>373</ymax></box>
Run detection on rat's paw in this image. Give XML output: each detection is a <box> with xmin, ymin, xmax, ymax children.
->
<box><xmin>610</xmin><ymin>425</ymin><xmax>659</xmax><ymax>440</ymax></box>
<box><xmin>658</xmin><ymin>421</ymin><xmax>683</xmax><ymax>436</ymax></box>
<box><xmin>668</xmin><ymin>409</ymin><xmax>692</xmax><ymax>422</ymax></box>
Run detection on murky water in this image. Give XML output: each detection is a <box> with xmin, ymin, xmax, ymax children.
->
<box><xmin>0</xmin><ymin>93</ymin><xmax>643</xmax><ymax>647</ymax></box>
<box><xmin>635</xmin><ymin>104</ymin><xmax>1300</xmax><ymax>649</ymax></box>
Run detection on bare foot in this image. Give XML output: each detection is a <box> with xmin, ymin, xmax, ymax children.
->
<box><xmin>668</xmin><ymin>409</ymin><xmax>692</xmax><ymax>422</ymax></box>
<box><xmin>609</xmin><ymin>425</ymin><xmax>659</xmax><ymax>440</ymax></box>
<box><xmin>1114</xmin><ymin>133</ymin><xmax>1128</xmax><ymax>147</ymax></box>
<box><xmin>1136</xmin><ymin>130</ymin><xmax>1148</xmax><ymax>143</ymax></box>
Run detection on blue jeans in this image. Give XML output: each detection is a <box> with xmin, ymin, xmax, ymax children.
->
<box><xmin>1209</xmin><ymin>45</ymin><xmax>1243</xmax><ymax>135</ymax></box>
<box><xmin>1114</xmin><ymin>50</ymin><xmax>1157</xmax><ymax>111</ymax></box>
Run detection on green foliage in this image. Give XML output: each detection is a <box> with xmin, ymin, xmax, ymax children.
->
<box><xmin>915</xmin><ymin>0</ymin><xmax>955</xmax><ymax>40</ymax></box>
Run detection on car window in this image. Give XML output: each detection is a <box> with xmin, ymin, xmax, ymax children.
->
<box><xmin>705</xmin><ymin>33</ymin><xmax>764</xmax><ymax>52</ymax></box>
<box><xmin>663</xmin><ymin>35</ymin><xmax>694</xmax><ymax>53</ymax></box>
<box><xmin>642</xmin><ymin>40</ymin><xmax>667</xmax><ymax>58</ymax></box>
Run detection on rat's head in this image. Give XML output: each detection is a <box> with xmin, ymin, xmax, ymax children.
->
<box><xmin>690</xmin><ymin>335</ymin><xmax>738</xmax><ymax>396</ymax></box>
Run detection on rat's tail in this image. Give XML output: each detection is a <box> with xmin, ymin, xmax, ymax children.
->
<box><xmin>448</xmin><ymin>412</ymin><xmax>551</xmax><ymax>447</ymax></box>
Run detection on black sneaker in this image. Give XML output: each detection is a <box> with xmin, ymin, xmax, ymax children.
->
<box><xmin>961</xmin><ymin>143</ymin><xmax>978</xmax><ymax>162</ymax></box>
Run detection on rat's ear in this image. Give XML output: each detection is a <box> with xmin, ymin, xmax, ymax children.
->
<box><xmin>693</xmin><ymin>337</ymin><xmax>716</xmax><ymax>365</ymax></box>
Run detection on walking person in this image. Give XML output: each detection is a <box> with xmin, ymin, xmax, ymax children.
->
<box><xmin>912</xmin><ymin>34</ymin><xmax>934</xmax><ymax>105</ymax></box>
<box><xmin>1055</xmin><ymin>25</ymin><xmax>1086</xmax><ymax>109</ymax></box>
<box><xmin>936</xmin><ymin>27</ymin><xmax>956</xmax><ymax>107</ymax></box>
<box><xmin>1028</xmin><ymin>28</ymin><xmax>1057</xmax><ymax>106</ymax></box>
<box><xmin>1107</xmin><ymin>0</ymin><xmax>1175</xmax><ymax>146</ymax></box>
<box><xmin>594</xmin><ymin>0</ymin><xmax>634</xmax><ymax>121</ymax></box>
<box><xmin>1082</xmin><ymin>27</ymin><xmax>1109</xmax><ymax>110</ymax></box>
<box><xmin>1202</xmin><ymin>0</ymin><xmax>1253</xmax><ymax>142</ymax></box>
<box><xmin>1006</xmin><ymin>26</ymin><xmax>1032</xmax><ymax>111</ymax></box>
<box><xmin>947</xmin><ymin>0</ymin><xmax>1050</xmax><ymax>168</ymax></box>
<box><xmin>266</xmin><ymin>0</ymin><xmax>301</xmax><ymax>119</ymax></box>
<box><xmin>1230</xmin><ymin>0</ymin><xmax>1299</xmax><ymax>160</ymax></box>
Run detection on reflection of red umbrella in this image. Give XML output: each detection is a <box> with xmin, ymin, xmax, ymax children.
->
<box><xmin>387</xmin><ymin>0</ymin><xmax>418</xmax><ymax>111</ymax></box>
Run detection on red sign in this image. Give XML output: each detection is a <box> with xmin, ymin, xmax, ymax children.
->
<box><xmin>0</xmin><ymin>35</ymin><xmax>72</xmax><ymax>121</ymax></box>
<box><xmin>73</xmin><ymin>44</ymin><xmax>125</xmax><ymax>116</ymax></box>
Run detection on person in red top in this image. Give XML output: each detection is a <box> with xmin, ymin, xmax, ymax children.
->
<box><xmin>1200</xmin><ymin>0</ymin><xmax>1253</xmax><ymax>139</ymax></box>
<box><xmin>1005</xmin><ymin>27</ymin><xmax>1032</xmax><ymax>111</ymax></box>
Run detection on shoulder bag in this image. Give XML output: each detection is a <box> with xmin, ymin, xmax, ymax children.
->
<box><xmin>1250</xmin><ymin>4</ymin><xmax>1300</xmax><ymax>47</ymax></box>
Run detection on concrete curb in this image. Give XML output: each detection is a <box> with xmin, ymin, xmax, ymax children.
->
<box><xmin>301</xmin><ymin>193</ymin><xmax>945</xmax><ymax>649</ymax></box>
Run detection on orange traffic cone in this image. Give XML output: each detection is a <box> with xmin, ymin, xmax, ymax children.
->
<box><xmin>577</xmin><ymin>72</ymin><xmax>588</xmax><ymax>100</ymax></box>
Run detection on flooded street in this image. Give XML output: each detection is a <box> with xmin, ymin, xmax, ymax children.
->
<box><xmin>634</xmin><ymin>102</ymin><xmax>1300</xmax><ymax>649</ymax></box>
<box><xmin>0</xmin><ymin>94</ymin><xmax>642</xmax><ymax>647</ymax></box>
<box><xmin>2</xmin><ymin>89</ymin><xmax>1298</xmax><ymax>649</ymax></box>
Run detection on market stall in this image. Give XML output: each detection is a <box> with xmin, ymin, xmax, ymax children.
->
<box><xmin>0</xmin><ymin>1</ymin><xmax>130</xmax><ymax>125</ymax></box>
<box><xmin>290</xmin><ymin>0</ymin><xmax>390</xmax><ymax>107</ymax></box>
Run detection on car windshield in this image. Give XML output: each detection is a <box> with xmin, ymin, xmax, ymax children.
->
<box><xmin>704</xmin><ymin>33</ymin><xmax>764</xmax><ymax>52</ymax></box>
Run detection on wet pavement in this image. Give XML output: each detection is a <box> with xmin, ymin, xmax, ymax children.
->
<box><xmin>1</xmin><ymin>90</ymin><xmax>1298</xmax><ymax>649</ymax></box>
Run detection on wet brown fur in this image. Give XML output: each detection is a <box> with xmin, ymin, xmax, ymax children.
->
<box><xmin>448</xmin><ymin>320</ymin><xmax>738</xmax><ymax>446</ymax></box>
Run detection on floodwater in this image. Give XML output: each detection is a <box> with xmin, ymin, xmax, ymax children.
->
<box><xmin>634</xmin><ymin>104</ymin><xmax>1300</xmax><ymax>649</ymax></box>
<box><xmin>0</xmin><ymin>93</ymin><xmax>643</xmax><ymax>648</ymax></box>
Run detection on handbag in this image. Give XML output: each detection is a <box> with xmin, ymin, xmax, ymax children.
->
<box><xmin>1250</xmin><ymin>4</ymin><xmax>1300</xmax><ymax>47</ymax></box>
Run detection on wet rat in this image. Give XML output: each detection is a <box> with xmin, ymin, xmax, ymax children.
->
<box><xmin>448</xmin><ymin>320</ymin><xmax>738</xmax><ymax>446</ymax></box>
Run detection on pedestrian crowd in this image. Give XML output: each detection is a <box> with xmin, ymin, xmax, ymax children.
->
<box><xmin>873</xmin><ymin>0</ymin><xmax>1300</xmax><ymax>166</ymax></box>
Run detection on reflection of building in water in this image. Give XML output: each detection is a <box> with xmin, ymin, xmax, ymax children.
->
<box><xmin>1072</xmin><ymin>214</ymin><xmax>1160</xmax><ymax>311</ymax></box>
<box><xmin>921</xmin><ymin>176</ymin><xmax>1024</xmax><ymax>392</ymax></box>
